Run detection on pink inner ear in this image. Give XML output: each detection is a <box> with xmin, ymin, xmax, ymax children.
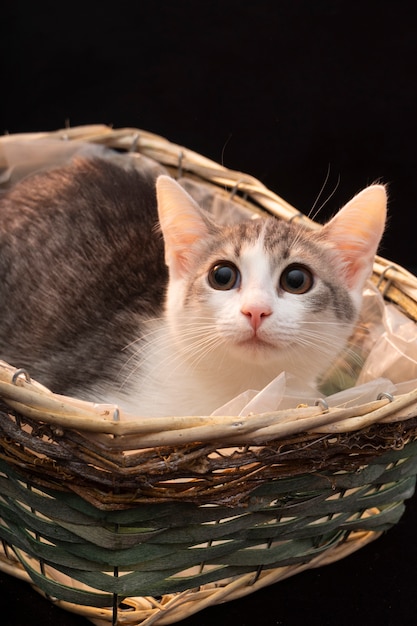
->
<box><xmin>336</xmin><ymin>247</ymin><xmax>372</xmax><ymax>288</ymax></box>
<box><xmin>164</xmin><ymin>213</ymin><xmax>209</xmax><ymax>277</ymax></box>
<box><xmin>322</xmin><ymin>185</ymin><xmax>387</xmax><ymax>289</ymax></box>
<box><xmin>156</xmin><ymin>175</ymin><xmax>212</xmax><ymax>278</ymax></box>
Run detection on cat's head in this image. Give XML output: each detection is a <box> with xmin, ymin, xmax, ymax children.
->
<box><xmin>155</xmin><ymin>176</ymin><xmax>387</xmax><ymax>387</ymax></box>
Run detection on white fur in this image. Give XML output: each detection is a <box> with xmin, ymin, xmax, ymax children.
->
<box><xmin>94</xmin><ymin>179</ymin><xmax>387</xmax><ymax>417</ymax></box>
<box><xmin>103</xmin><ymin>237</ymin><xmax>358</xmax><ymax>416</ymax></box>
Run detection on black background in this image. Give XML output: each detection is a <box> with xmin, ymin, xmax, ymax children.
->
<box><xmin>1</xmin><ymin>2</ymin><xmax>417</xmax><ymax>625</ymax></box>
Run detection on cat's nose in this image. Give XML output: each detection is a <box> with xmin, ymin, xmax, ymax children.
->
<box><xmin>241</xmin><ymin>304</ymin><xmax>272</xmax><ymax>332</ymax></box>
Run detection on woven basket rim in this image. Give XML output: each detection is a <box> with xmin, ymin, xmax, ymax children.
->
<box><xmin>1</xmin><ymin>360</ymin><xmax>417</xmax><ymax>441</ymax></box>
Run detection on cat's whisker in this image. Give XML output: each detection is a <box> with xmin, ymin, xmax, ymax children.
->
<box><xmin>121</xmin><ymin>317</ymin><xmax>165</xmax><ymax>351</ymax></box>
<box><xmin>181</xmin><ymin>336</ymin><xmax>227</xmax><ymax>371</ymax></box>
<box><xmin>307</xmin><ymin>165</ymin><xmax>341</xmax><ymax>223</ymax></box>
<box><xmin>287</xmin><ymin>221</ymin><xmax>307</xmax><ymax>252</ymax></box>
<box><xmin>135</xmin><ymin>332</ymin><xmax>226</xmax><ymax>393</ymax></box>
<box><xmin>309</xmin><ymin>163</ymin><xmax>331</xmax><ymax>218</ymax></box>
<box><xmin>117</xmin><ymin>318</ymin><xmax>225</xmax><ymax>391</ymax></box>
<box><xmin>118</xmin><ymin>324</ymin><xmax>167</xmax><ymax>375</ymax></box>
<box><xmin>309</xmin><ymin>173</ymin><xmax>340</xmax><ymax>223</ymax></box>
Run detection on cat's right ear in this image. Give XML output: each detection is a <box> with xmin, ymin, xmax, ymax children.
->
<box><xmin>156</xmin><ymin>176</ymin><xmax>214</xmax><ymax>279</ymax></box>
<box><xmin>321</xmin><ymin>184</ymin><xmax>387</xmax><ymax>290</ymax></box>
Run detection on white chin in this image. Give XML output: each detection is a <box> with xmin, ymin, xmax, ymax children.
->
<box><xmin>232</xmin><ymin>337</ymin><xmax>283</xmax><ymax>362</ymax></box>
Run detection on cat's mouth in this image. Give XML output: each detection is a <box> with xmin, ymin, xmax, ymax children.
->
<box><xmin>234</xmin><ymin>327</ymin><xmax>295</xmax><ymax>354</ymax></box>
<box><xmin>236</xmin><ymin>335</ymin><xmax>280</xmax><ymax>352</ymax></box>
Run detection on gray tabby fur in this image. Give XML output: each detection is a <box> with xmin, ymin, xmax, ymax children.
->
<box><xmin>0</xmin><ymin>155</ymin><xmax>386</xmax><ymax>415</ymax></box>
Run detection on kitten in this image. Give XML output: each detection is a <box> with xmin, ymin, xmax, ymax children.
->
<box><xmin>0</xmin><ymin>156</ymin><xmax>387</xmax><ymax>416</ymax></box>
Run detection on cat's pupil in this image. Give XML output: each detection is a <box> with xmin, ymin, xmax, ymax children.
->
<box><xmin>208</xmin><ymin>262</ymin><xmax>240</xmax><ymax>291</ymax></box>
<box><xmin>280</xmin><ymin>264</ymin><xmax>314</xmax><ymax>294</ymax></box>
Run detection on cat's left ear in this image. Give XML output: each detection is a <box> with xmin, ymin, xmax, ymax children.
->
<box><xmin>321</xmin><ymin>184</ymin><xmax>387</xmax><ymax>289</ymax></box>
<box><xmin>156</xmin><ymin>176</ymin><xmax>216</xmax><ymax>279</ymax></box>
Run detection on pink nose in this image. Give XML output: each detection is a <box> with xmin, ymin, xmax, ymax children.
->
<box><xmin>241</xmin><ymin>304</ymin><xmax>272</xmax><ymax>331</ymax></box>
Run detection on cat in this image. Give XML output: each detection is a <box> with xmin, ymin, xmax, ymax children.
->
<box><xmin>0</xmin><ymin>156</ymin><xmax>387</xmax><ymax>416</ymax></box>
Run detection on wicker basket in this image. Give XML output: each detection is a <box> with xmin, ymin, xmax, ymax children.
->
<box><xmin>1</xmin><ymin>125</ymin><xmax>417</xmax><ymax>626</ymax></box>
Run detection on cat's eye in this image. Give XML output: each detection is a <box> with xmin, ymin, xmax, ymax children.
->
<box><xmin>280</xmin><ymin>264</ymin><xmax>314</xmax><ymax>294</ymax></box>
<box><xmin>208</xmin><ymin>262</ymin><xmax>241</xmax><ymax>290</ymax></box>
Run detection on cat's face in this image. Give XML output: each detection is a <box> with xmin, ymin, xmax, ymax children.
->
<box><xmin>156</xmin><ymin>177</ymin><xmax>387</xmax><ymax>386</ymax></box>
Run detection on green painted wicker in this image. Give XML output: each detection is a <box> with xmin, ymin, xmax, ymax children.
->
<box><xmin>1</xmin><ymin>125</ymin><xmax>417</xmax><ymax>626</ymax></box>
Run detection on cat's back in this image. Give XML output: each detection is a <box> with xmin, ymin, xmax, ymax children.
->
<box><xmin>0</xmin><ymin>156</ymin><xmax>161</xmax><ymax>265</ymax></box>
<box><xmin>0</xmin><ymin>156</ymin><xmax>168</xmax><ymax>392</ymax></box>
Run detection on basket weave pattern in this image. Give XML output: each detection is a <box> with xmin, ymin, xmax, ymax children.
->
<box><xmin>1</xmin><ymin>125</ymin><xmax>417</xmax><ymax>625</ymax></box>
